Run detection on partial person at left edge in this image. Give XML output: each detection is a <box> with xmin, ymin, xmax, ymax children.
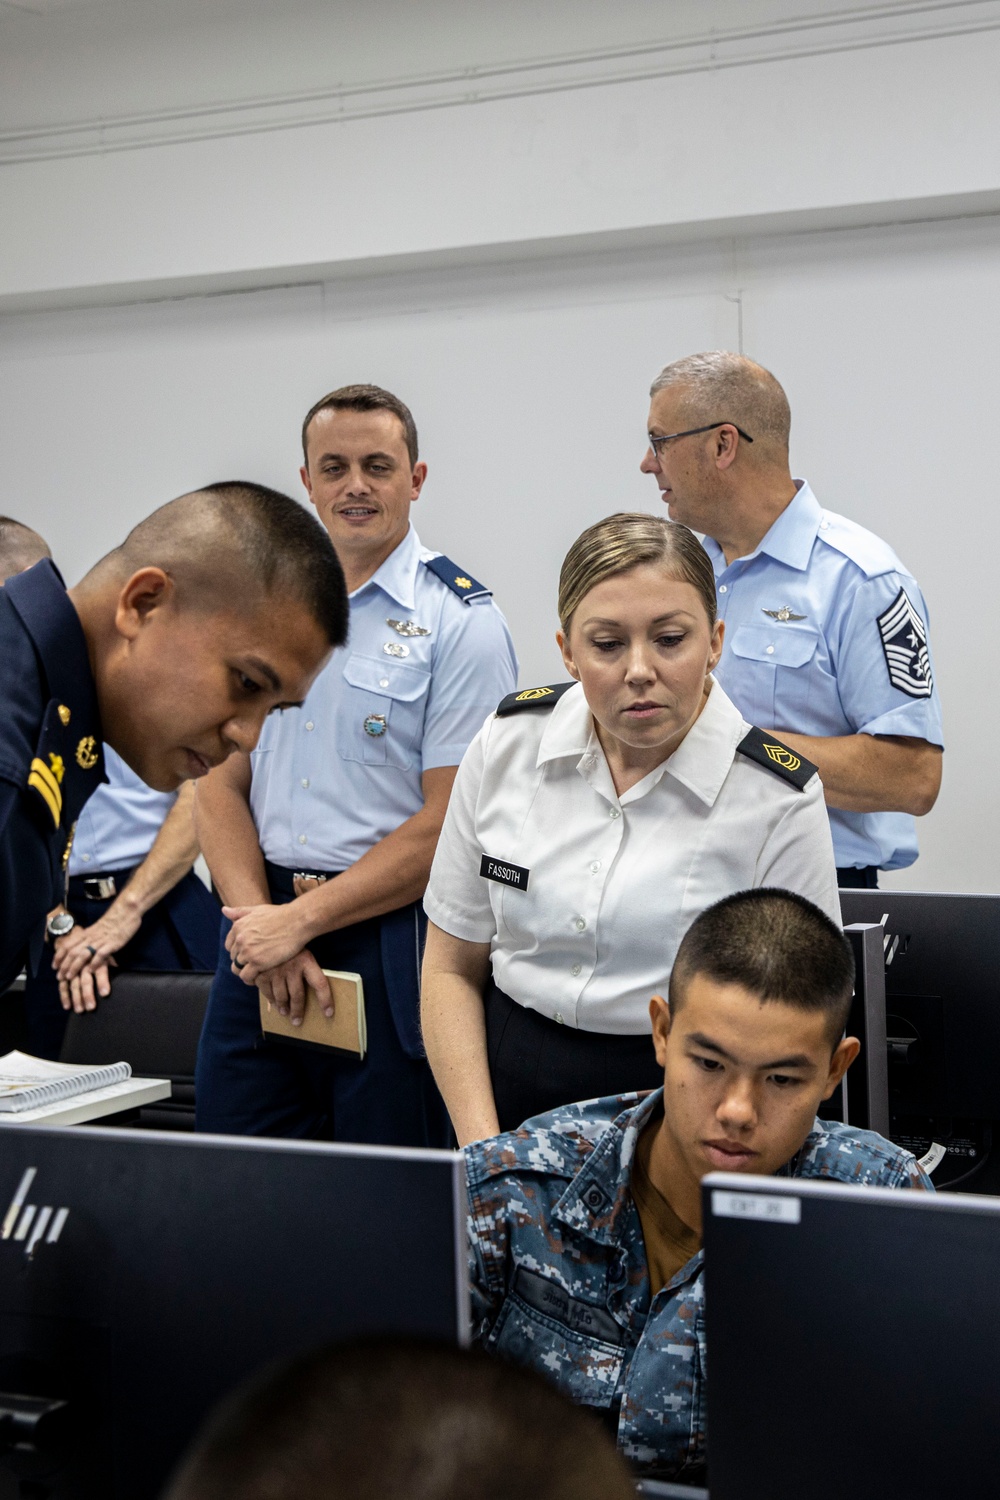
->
<box><xmin>0</xmin><ymin>485</ymin><xmax>346</xmax><ymax>1000</ymax></box>
<box><xmin>0</xmin><ymin>519</ymin><xmax>222</xmax><ymax>1060</ymax></box>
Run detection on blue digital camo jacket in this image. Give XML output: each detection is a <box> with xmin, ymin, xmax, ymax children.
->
<box><xmin>465</xmin><ymin>1089</ymin><xmax>932</xmax><ymax>1479</ymax></box>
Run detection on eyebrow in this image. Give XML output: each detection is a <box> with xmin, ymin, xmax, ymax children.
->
<box><xmin>583</xmin><ymin>611</ymin><xmax>695</xmax><ymax>627</ymax></box>
<box><xmin>316</xmin><ymin>450</ymin><xmax>397</xmax><ymax>465</ymax></box>
<box><xmin>685</xmin><ymin>1031</ymin><xmax>816</xmax><ymax>1071</ymax></box>
<box><xmin>244</xmin><ymin>655</ymin><xmax>283</xmax><ymax>693</ymax></box>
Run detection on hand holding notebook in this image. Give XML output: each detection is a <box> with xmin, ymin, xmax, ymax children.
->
<box><xmin>259</xmin><ymin>970</ymin><xmax>367</xmax><ymax>1059</ymax></box>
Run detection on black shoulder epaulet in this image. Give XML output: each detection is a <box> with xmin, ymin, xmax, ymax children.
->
<box><xmin>496</xmin><ymin>682</ymin><xmax>575</xmax><ymax>717</ymax></box>
<box><xmin>735</xmin><ymin>727</ymin><xmax>816</xmax><ymax>791</ymax></box>
<box><xmin>423</xmin><ymin>555</ymin><xmax>491</xmax><ymax>603</ymax></box>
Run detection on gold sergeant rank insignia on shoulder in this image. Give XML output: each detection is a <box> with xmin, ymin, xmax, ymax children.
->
<box><xmin>496</xmin><ymin>682</ymin><xmax>575</xmax><ymax>717</ymax></box>
<box><xmin>735</xmin><ymin>726</ymin><xmax>817</xmax><ymax>790</ymax></box>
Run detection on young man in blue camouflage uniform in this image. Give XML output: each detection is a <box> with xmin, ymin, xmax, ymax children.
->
<box><xmin>465</xmin><ymin>888</ymin><xmax>932</xmax><ymax>1482</ymax></box>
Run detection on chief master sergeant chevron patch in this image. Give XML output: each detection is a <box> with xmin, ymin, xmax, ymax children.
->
<box><xmin>876</xmin><ymin>587</ymin><xmax>934</xmax><ymax>699</ymax></box>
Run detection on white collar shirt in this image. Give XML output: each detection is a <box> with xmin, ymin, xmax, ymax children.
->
<box><xmin>424</xmin><ymin>680</ymin><xmax>839</xmax><ymax>1033</ymax></box>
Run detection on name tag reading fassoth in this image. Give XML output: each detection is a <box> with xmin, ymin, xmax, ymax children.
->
<box><xmin>479</xmin><ymin>854</ymin><xmax>530</xmax><ymax>891</ymax></box>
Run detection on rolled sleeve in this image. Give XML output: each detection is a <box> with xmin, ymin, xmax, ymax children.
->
<box><xmin>834</xmin><ymin>573</ymin><xmax>944</xmax><ymax>748</ymax></box>
<box><xmin>423</xmin><ymin>723</ymin><xmax>498</xmax><ymax>942</ymax></box>
<box><xmin>421</xmin><ymin>602</ymin><xmax>518</xmax><ymax>772</ymax></box>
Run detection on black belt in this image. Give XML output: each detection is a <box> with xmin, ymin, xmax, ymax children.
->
<box><xmin>263</xmin><ymin>860</ymin><xmax>344</xmax><ymax>899</ymax></box>
<box><xmin>68</xmin><ymin>867</ymin><xmax>137</xmax><ymax>901</ymax></box>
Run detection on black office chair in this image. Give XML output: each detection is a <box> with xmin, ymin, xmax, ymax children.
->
<box><xmin>59</xmin><ymin>970</ymin><xmax>214</xmax><ymax>1131</ymax></box>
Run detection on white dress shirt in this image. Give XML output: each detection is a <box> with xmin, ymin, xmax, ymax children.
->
<box><xmin>424</xmin><ymin>679</ymin><xmax>839</xmax><ymax>1034</ymax></box>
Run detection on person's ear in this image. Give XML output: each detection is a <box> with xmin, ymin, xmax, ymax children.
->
<box><xmin>707</xmin><ymin>617</ymin><xmax>724</xmax><ymax>675</ymax></box>
<box><xmin>714</xmin><ymin>424</ymin><xmax>741</xmax><ymax>473</ymax></box>
<box><xmin>650</xmin><ymin>994</ymin><xmax>673</xmax><ymax>1068</ymax></box>
<box><xmin>556</xmin><ymin>629</ymin><xmax>581</xmax><ymax>683</ymax></box>
<box><xmin>820</xmin><ymin>1035</ymin><xmax>861</xmax><ymax>1100</ymax></box>
<box><xmin>410</xmin><ymin>461</ymin><xmax>428</xmax><ymax>502</ymax></box>
<box><xmin>114</xmin><ymin>568</ymin><xmax>174</xmax><ymax>642</ymax></box>
<box><xmin>300</xmin><ymin>463</ymin><xmax>315</xmax><ymax>503</ymax></box>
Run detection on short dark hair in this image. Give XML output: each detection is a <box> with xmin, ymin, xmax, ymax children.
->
<box><xmin>0</xmin><ymin>515</ymin><xmax>51</xmax><ymax>584</ymax></box>
<box><xmin>301</xmin><ymin>384</ymin><xmax>419</xmax><ymax>467</ymax></box>
<box><xmin>163</xmin><ymin>1337</ymin><xmax>634</xmax><ymax>1500</ymax></box>
<box><xmin>669</xmin><ymin>888</ymin><xmax>854</xmax><ymax>1044</ymax></box>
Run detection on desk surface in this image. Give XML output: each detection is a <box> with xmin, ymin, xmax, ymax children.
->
<box><xmin>0</xmin><ymin>1076</ymin><xmax>171</xmax><ymax>1126</ymax></box>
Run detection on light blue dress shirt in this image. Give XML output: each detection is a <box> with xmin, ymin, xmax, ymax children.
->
<box><xmin>706</xmin><ymin>482</ymin><xmax>943</xmax><ymax>871</ymax></box>
<box><xmin>70</xmin><ymin>746</ymin><xmax>177</xmax><ymax>875</ymax></box>
<box><xmin>249</xmin><ymin>525</ymin><xmax>518</xmax><ymax>871</ymax></box>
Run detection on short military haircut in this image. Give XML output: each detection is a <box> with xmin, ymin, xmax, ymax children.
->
<box><xmin>95</xmin><ymin>482</ymin><xmax>348</xmax><ymax>648</ymax></box>
<box><xmin>0</xmin><ymin>516</ymin><xmax>51</xmax><ymax>584</ymax></box>
<box><xmin>650</xmin><ymin>351</ymin><xmax>792</xmax><ymax>455</ymax></box>
<box><xmin>164</xmin><ymin>1337</ymin><xmax>635</xmax><ymax>1500</ymax></box>
<box><xmin>669</xmin><ymin>888</ymin><xmax>854</xmax><ymax>1045</ymax></box>
<box><xmin>301</xmin><ymin>383</ymin><xmax>419</xmax><ymax>467</ymax></box>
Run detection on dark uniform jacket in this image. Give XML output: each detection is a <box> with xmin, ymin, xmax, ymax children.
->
<box><xmin>465</xmin><ymin>1089</ymin><xmax>932</xmax><ymax>1479</ymax></box>
<box><xmin>0</xmin><ymin>561</ymin><xmax>105</xmax><ymax>991</ymax></box>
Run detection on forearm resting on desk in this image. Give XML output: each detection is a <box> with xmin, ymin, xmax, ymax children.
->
<box><xmin>420</xmin><ymin>923</ymin><xmax>498</xmax><ymax>1147</ymax></box>
<box><xmin>774</xmin><ymin>731</ymin><xmax>942</xmax><ymax>815</ymax></box>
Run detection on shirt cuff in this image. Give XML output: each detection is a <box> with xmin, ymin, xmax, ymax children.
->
<box><xmin>422</xmin><ymin>890</ymin><xmax>496</xmax><ymax>944</ymax></box>
<box><xmin>421</xmin><ymin>744</ymin><xmax>472</xmax><ymax>772</ymax></box>
<box><xmin>855</xmin><ymin>703</ymin><xmax>944</xmax><ymax>746</ymax></box>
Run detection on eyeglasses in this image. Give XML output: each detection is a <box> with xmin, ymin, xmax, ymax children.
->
<box><xmin>647</xmin><ymin>421</ymin><xmax>754</xmax><ymax>457</ymax></box>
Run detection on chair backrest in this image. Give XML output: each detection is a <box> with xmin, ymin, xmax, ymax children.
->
<box><xmin>59</xmin><ymin>970</ymin><xmax>214</xmax><ymax>1081</ymax></box>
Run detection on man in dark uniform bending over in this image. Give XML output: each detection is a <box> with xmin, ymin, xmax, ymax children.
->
<box><xmin>0</xmin><ymin>481</ymin><xmax>346</xmax><ymax>996</ymax></box>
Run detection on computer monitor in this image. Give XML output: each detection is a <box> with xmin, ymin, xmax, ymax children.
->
<box><xmin>0</xmin><ymin>1124</ymin><xmax>466</xmax><ymax>1500</ymax></box>
<box><xmin>703</xmin><ymin>1171</ymin><xmax>1000</xmax><ymax>1500</ymax></box>
<box><xmin>817</xmin><ymin>923</ymin><xmax>889</xmax><ymax>1138</ymax></box>
<box><xmin>839</xmin><ymin>891</ymin><xmax>1000</xmax><ymax>1185</ymax></box>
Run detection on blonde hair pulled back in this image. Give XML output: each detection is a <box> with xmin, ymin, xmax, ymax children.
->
<box><xmin>557</xmin><ymin>513</ymin><xmax>717</xmax><ymax>634</ymax></box>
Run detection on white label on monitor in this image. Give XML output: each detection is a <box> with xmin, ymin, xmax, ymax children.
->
<box><xmin>711</xmin><ymin>1190</ymin><xmax>801</xmax><ymax>1224</ymax></box>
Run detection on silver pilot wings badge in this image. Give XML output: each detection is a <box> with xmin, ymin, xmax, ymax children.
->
<box><xmin>762</xmin><ymin>606</ymin><xmax>807</xmax><ymax>622</ymax></box>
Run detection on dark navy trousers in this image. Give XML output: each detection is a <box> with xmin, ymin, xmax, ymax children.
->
<box><xmin>22</xmin><ymin>868</ymin><xmax>220</xmax><ymax>1059</ymax></box>
<box><xmin>195</xmin><ymin>870</ymin><xmax>449</xmax><ymax>1148</ymax></box>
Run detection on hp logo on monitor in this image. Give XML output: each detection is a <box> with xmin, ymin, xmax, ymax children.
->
<box><xmin>1</xmin><ymin>1168</ymin><xmax>70</xmax><ymax>1258</ymax></box>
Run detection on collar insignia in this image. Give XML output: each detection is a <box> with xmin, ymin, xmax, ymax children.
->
<box><xmin>386</xmin><ymin>618</ymin><xmax>430</xmax><ymax>637</ymax></box>
<box><xmin>762</xmin><ymin>606</ymin><xmax>806</xmax><ymax>622</ymax></box>
<box><xmin>75</xmin><ymin>736</ymin><xmax>99</xmax><ymax>770</ymax></box>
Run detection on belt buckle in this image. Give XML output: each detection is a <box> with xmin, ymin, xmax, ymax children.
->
<box><xmin>292</xmin><ymin>872</ymin><xmax>327</xmax><ymax>885</ymax></box>
<box><xmin>83</xmin><ymin>876</ymin><xmax>117</xmax><ymax>900</ymax></box>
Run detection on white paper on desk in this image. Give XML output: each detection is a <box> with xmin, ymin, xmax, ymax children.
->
<box><xmin>0</xmin><ymin>1051</ymin><xmax>132</xmax><ymax>1113</ymax></box>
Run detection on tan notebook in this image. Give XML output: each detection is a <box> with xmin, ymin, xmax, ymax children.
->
<box><xmin>259</xmin><ymin>970</ymin><xmax>366</xmax><ymax>1059</ymax></box>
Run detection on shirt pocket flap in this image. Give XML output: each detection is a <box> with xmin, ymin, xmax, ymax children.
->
<box><xmin>730</xmin><ymin>624</ymin><xmax>819</xmax><ymax>668</ymax></box>
<box><xmin>342</xmin><ymin>653</ymin><xmax>430</xmax><ymax>702</ymax></box>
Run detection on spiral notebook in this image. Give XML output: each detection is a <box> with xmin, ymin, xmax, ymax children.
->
<box><xmin>0</xmin><ymin>1051</ymin><xmax>132</xmax><ymax>1113</ymax></box>
<box><xmin>259</xmin><ymin>970</ymin><xmax>366</xmax><ymax>1059</ymax></box>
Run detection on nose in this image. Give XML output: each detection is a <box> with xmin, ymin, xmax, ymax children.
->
<box><xmin>623</xmin><ymin>641</ymin><xmax>656</xmax><ymax>685</ymax></box>
<box><xmin>717</xmin><ymin>1076</ymin><xmax>758</xmax><ymax>1133</ymax></box>
<box><xmin>346</xmin><ymin>465</ymin><xmax>373</xmax><ymax>496</ymax></box>
<box><xmin>224</xmin><ymin>709</ymin><xmax>265</xmax><ymax>756</ymax></box>
<box><xmin>640</xmin><ymin>444</ymin><xmax>661</xmax><ymax>475</ymax></box>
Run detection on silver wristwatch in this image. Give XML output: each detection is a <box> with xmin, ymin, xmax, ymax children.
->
<box><xmin>46</xmin><ymin>911</ymin><xmax>75</xmax><ymax>940</ymax></box>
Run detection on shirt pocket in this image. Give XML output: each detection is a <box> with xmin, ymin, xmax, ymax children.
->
<box><xmin>487</xmin><ymin>1272</ymin><xmax>625</xmax><ymax>1409</ymax></box>
<box><xmin>728</xmin><ymin>624</ymin><xmax>820</xmax><ymax>726</ymax></box>
<box><xmin>337</xmin><ymin>654</ymin><xmax>431</xmax><ymax>769</ymax></box>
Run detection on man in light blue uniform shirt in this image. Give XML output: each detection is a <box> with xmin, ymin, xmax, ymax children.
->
<box><xmin>641</xmin><ymin>352</ymin><xmax>943</xmax><ymax>885</ymax></box>
<box><xmin>23</xmin><ymin>749</ymin><xmax>220</xmax><ymax>1056</ymax></box>
<box><xmin>195</xmin><ymin>384</ymin><xmax>518</xmax><ymax>1145</ymax></box>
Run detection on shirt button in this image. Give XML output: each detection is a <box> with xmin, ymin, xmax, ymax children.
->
<box><xmin>590</xmin><ymin>861</ymin><xmax>602</xmax><ymax>873</ymax></box>
<box><xmin>571</xmin><ymin>963</ymin><xmax>582</xmax><ymax>977</ymax></box>
<box><xmin>298</xmin><ymin>834</ymin><xmax>308</xmax><ymax>845</ymax></box>
<box><xmin>555</xmin><ymin>1012</ymin><xmax>565</xmax><ymax>1025</ymax></box>
<box><xmin>609</xmin><ymin>808</ymin><xmax>621</xmax><ymax>820</ymax></box>
<box><xmin>380</xmin><ymin>678</ymin><xmax>389</xmax><ymax>688</ymax></box>
<box><xmin>301</xmin><ymin>778</ymin><xmax>310</xmax><ymax>789</ymax></box>
<box><xmin>766</xmin><ymin>645</ymin><xmax>775</xmax><ymax>655</ymax></box>
<box><xmin>81</xmin><ymin>853</ymin><xmax>91</xmax><ymax>863</ymax></box>
<box><xmin>575</xmin><ymin>917</ymin><xmax>586</xmax><ymax>932</ymax></box>
<box><xmin>719</xmin><ymin>584</ymin><xmax>728</xmax><ymax>594</ymax></box>
<box><xmin>305</xmin><ymin>721</ymin><xmax>315</xmax><ymax>731</ymax></box>
<box><xmin>820</xmin><ymin>518</ymin><xmax>829</xmax><ymax>530</ymax></box>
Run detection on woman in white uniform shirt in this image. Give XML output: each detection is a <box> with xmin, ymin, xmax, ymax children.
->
<box><xmin>421</xmin><ymin>513</ymin><xmax>839</xmax><ymax>1145</ymax></box>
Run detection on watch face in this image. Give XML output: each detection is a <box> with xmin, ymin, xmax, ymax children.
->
<box><xmin>47</xmin><ymin>912</ymin><xmax>75</xmax><ymax>939</ymax></box>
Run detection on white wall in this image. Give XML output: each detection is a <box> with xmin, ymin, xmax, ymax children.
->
<box><xmin>1</xmin><ymin>211</ymin><xmax>996</xmax><ymax>894</ymax></box>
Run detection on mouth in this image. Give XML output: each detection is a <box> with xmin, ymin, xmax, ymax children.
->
<box><xmin>702</xmin><ymin>1139</ymin><xmax>759</xmax><ymax>1170</ymax></box>
<box><xmin>336</xmin><ymin>505</ymin><xmax>378</xmax><ymax>521</ymax></box>
<box><xmin>622</xmin><ymin>700</ymin><xmax>666</xmax><ymax>719</ymax></box>
<box><xmin>184</xmin><ymin>749</ymin><xmax>215</xmax><ymax>779</ymax></box>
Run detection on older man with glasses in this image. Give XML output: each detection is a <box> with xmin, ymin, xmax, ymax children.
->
<box><xmin>640</xmin><ymin>351</ymin><xmax>943</xmax><ymax>888</ymax></box>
